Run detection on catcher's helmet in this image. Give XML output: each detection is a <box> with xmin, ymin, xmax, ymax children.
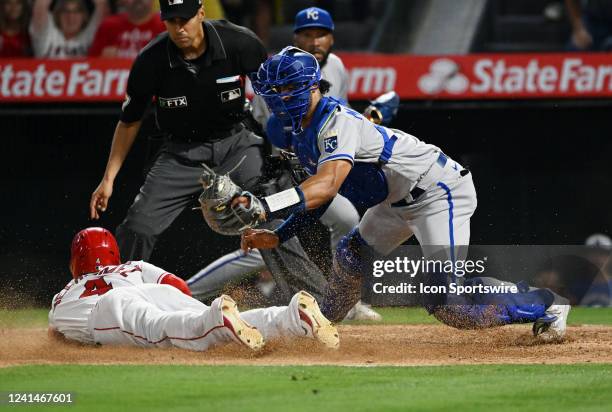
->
<box><xmin>250</xmin><ymin>46</ymin><xmax>321</xmax><ymax>133</ymax></box>
<box><xmin>69</xmin><ymin>227</ymin><xmax>121</xmax><ymax>279</ymax></box>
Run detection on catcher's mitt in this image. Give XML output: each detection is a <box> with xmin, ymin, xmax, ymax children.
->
<box><xmin>363</xmin><ymin>91</ymin><xmax>400</xmax><ymax>126</ymax></box>
<box><xmin>198</xmin><ymin>163</ymin><xmax>265</xmax><ymax>235</ymax></box>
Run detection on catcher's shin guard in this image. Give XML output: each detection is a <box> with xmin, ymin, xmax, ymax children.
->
<box><xmin>433</xmin><ymin>301</ymin><xmax>549</xmax><ymax>330</ymax></box>
<box><xmin>432</xmin><ymin>278</ymin><xmax>556</xmax><ymax>329</ymax></box>
<box><xmin>320</xmin><ymin>228</ymin><xmax>368</xmax><ymax>322</ymax></box>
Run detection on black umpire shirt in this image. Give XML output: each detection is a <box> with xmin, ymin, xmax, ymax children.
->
<box><xmin>120</xmin><ymin>20</ymin><xmax>268</xmax><ymax>141</ymax></box>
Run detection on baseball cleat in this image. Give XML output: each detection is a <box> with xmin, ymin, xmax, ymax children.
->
<box><xmin>533</xmin><ymin>304</ymin><xmax>571</xmax><ymax>342</ymax></box>
<box><xmin>220</xmin><ymin>295</ymin><xmax>265</xmax><ymax>351</ymax></box>
<box><xmin>297</xmin><ymin>291</ymin><xmax>340</xmax><ymax>349</ymax></box>
<box><xmin>344</xmin><ymin>301</ymin><xmax>383</xmax><ymax>322</ymax></box>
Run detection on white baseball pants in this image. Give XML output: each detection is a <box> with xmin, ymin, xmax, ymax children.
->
<box><xmin>89</xmin><ymin>284</ymin><xmax>307</xmax><ymax>351</ymax></box>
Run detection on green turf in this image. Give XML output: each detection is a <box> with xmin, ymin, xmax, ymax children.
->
<box><xmin>342</xmin><ymin>306</ymin><xmax>612</xmax><ymax>326</ymax></box>
<box><xmin>0</xmin><ymin>364</ymin><xmax>610</xmax><ymax>411</ymax></box>
<box><xmin>0</xmin><ymin>308</ymin><xmax>49</xmax><ymax>328</ymax></box>
<box><xmin>2</xmin><ymin>306</ymin><xmax>611</xmax><ymax>329</ymax></box>
<box><xmin>346</xmin><ymin>306</ymin><xmax>441</xmax><ymax>325</ymax></box>
<box><xmin>563</xmin><ymin>307</ymin><xmax>612</xmax><ymax>325</ymax></box>
<box><xmin>1</xmin><ymin>309</ymin><xmax>611</xmax><ymax>411</ymax></box>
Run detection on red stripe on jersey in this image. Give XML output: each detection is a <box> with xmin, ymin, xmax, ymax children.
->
<box><xmin>93</xmin><ymin>325</ymin><xmax>225</xmax><ymax>344</ymax></box>
<box><xmin>156</xmin><ymin>273</ymin><xmax>171</xmax><ymax>284</ymax></box>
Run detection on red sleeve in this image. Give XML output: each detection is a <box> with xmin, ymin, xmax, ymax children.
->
<box><xmin>158</xmin><ymin>273</ymin><xmax>192</xmax><ymax>297</ymax></box>
<box><xmin>89</xmin><ymin>19</ymin><xmax>113</xmax><ymax>56</ymax></box>
<box><xmin>152</xmin><ymin>14</ymin><xmax>166</xmax><ymax>36</ymax></box>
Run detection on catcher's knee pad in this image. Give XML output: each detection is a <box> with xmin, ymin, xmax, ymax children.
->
<box><xmin>320</xmin><ymin>228</ymin><xmax>373</xmax><ymax>322</ymax></box>
<box><xmin>334</xmin><ymin>227</ymin><xmax>370</xmax><ymax>276</ymax></box>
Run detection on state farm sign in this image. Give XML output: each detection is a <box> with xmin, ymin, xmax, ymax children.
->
<box><xmin>348</xmin><ymin>67</ymin><xmax>397</xmax><ymax>95</ymax></box>
<box><xmin>417</xmin><ymin>56</ymin><xmax>612</xmax><ymax>96</ymax></box>
<box><xmin>0</xmin><ymin>59</ymin><xmax>132</xmax><ymax>102</ymax></box>
<box><xmin>340</xmin><ymin>52</ymin><xmax>612</xmax><ymax>99</ymax></box>
<box><xmin>1</xmin><ymin>53</ymin><xmax>611</xmax><ymax>102</ymax></box>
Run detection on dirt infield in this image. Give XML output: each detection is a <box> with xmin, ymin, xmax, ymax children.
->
<box><xmin>2</xmin><ymin>324</ymin><xmax>612</xmax><ymax>368</ymax></box>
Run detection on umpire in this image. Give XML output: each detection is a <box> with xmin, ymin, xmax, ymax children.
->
<box><xmin>89</xmin><ymin>0</ymin><xmax>268</xmax><ymax>260</ymax></box>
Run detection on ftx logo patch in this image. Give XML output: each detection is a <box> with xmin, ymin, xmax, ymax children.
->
<box><xmin>159</xmin><ymin>96</ymin><xmax>188</xmax><ymax>108</ymax></box>
<box><xmin>167</xmin><ymin>0</ymin><xmax>183</xmax><ymax>5</ymax></box>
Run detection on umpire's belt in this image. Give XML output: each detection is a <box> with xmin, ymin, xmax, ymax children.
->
<box><xmin>391</xmin><ymin>152</ymin><xmax>451</xmax><ymax>207</ymax></box>
<box><xmin>171</xmin><ymin>124</ymin><xmax>244</xmax><ymax>143</ymax></box>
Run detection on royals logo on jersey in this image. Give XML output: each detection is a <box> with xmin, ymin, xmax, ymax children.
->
<box><xmin>323</xmin><ymin>130</ymin><xmax>338</xmax><ymax>153</ymax></box>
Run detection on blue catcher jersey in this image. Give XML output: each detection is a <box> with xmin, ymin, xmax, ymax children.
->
<box><xmin>291</xmin><ymin>97</ymin><xmax>442</xmax><ymax>208</ymax></box>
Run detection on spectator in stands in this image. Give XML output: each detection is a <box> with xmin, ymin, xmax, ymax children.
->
<box><xmin>534</xmin><ymin>237</ymin><xmax>612</xmax><ymax>307</ymax></box>
<box><xmin>221</xmin><ymin>0</ymin><xmax>252</xmax><ymax>26</ymax></box>
<box><xmin>30</xmin><ymin>0</ymin><xmax>107</xmax><ymax>58</ymax></box>
<box><xmin>204</xmin><ymin>0</ymin><xmax>226</xmax><ymax>19</ymax></box>
<box><xmin>0</xmin><ymin>0</ymin><xmax>31</xmax><ymax>57</ymax></box>
<box><xmin>221</xmin><ymin>0</ymin><xmax>271</xmax><ymax>45</ymax></box>
<box><xmin>583</xmin><ymin>233</ymin><xmax>612</xmax><ymax>306</ymax></box>
<box><xmin>292</xmin><ymin>6</ymin><xmax>348</xmax><ymax>101</ymax></box>
<box><xmin>89</xmin><ymin>0</ymin><xmax>165</xmax><ymax>58</ymax></box>
<box><xmin>566</xmin><ymin>0</ymin><xmax>612</xmax><ymax>51</ymax></box>
<box><xmin>253</xmin><ymin>0</ymin><xmax>272</xmax><ymax>47</ymax></box>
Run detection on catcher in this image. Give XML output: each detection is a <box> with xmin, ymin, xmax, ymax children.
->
<box><xmin>48</xmin><ymin>227</ymin><xmax>339</xmax><ymax>351</ymax></box>
<box><xmin>190</xmin><ymin>92</ymin><xmax>399</xmax><ymax>317</ymax></box>
<box><xmin>200</xmin><ymin>47</ymin><xmax>571</xmax><ymax>342</ymax></box>
<box><xmin>187</xmin><ymin>6</ymin><xmax>398</xmax><ymax>319</ymax></box>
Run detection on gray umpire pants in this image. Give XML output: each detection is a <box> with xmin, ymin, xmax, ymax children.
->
<box><xmin>115</xmin><ymin>127</ymin><xmax>328</xmax><ymax>302</ymax></box>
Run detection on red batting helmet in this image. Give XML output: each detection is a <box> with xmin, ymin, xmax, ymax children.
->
<box><xmin>69</xmin><ymin>227</ymin><xmax>121</xmax><ymax>279</ymax></box>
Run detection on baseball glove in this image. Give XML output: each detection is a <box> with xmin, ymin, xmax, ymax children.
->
<box><xmin>198</xmin><ymin>163</ymin><xmax>265</xmax><ymax>235</ymax></box>
<box><xmin>363</xmin><ymin>91</ymin><xmax>400</xmax><ymax>126</ymax></box>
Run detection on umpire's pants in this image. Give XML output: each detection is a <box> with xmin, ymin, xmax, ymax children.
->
<box><xmin>116</xmin><ymin>128</ymin><xmax>264</xmax><ymax>260</ymax></box>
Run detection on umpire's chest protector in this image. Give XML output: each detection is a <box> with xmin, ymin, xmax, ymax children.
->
<box><xmin>156</xmin><ymin>58</ymin><xmax>245</xmax><ymax>136</ymax></box>
<box><xmin>121</xmin><ymin>20</ymin><xmax>268</xmax><ymax>139</ymax></box>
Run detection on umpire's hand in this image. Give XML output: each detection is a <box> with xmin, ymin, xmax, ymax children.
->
<box><xmin>90</xmin><ymin>179</ymin><xmax>114</xmax><ymax>219</ymax></box>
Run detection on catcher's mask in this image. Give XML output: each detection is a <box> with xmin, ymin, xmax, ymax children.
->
<box><xmin>250</xmin><ymin>46</ymin><xmax>321</xmax><ymax>134</ymax></box>
<box><xmin>69</xmin><ymin>227</ymin><xmax>121</xmax><ymax>279</ymax></box>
